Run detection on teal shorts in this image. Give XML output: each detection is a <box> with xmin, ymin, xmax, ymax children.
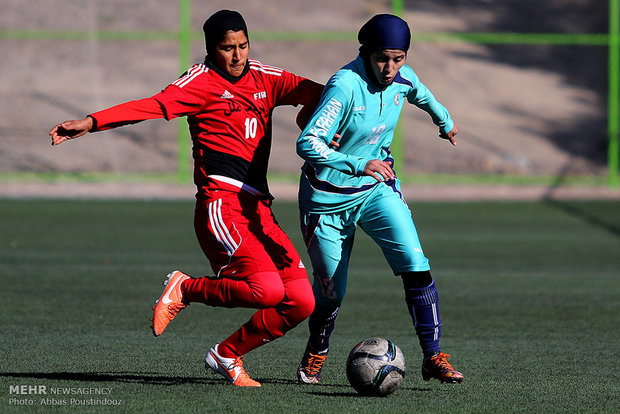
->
<box><xmin>300</xmin><ymin>182</ymin><xmax>430</xmax><ymax>307</ymax></box>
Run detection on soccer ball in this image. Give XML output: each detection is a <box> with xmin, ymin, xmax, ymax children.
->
<box><xmin>345</xmin><ymin>337</ymin><xmax>406</xmax><ymax>396</ymax></box>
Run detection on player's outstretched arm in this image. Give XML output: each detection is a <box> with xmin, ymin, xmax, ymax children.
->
<box><xmin>439</xmin><ymin>124</ymin><xmax>458</xmax><ymax>146</ymax></box>
<box><xmin>49</xmin><ymin>117</ymin><xmax>93</xmax><ymax>146</ymax></box>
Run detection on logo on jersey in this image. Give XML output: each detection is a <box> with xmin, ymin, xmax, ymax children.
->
<box><xmin>220</xmin><ymin>90</ymin><xmax>234</xmax><ymax>99</ymax></box>
<box><xmin>310</xmin><ymin>98</ymin><xmax>342</xmax><ymax>135</ymax></box>
<box><xmin>306</xmin><ymin>97</ymin><xmax>343</xmax><ymax>159</ymax></box>
<box><xmin>394</xmin><ymin>93</ymin><xmax>401</xmax><ymax>106</ymax></box>
<box><xmin>254</xmin><ymin>91</ymin><xmax>266</xmax><ymax>100</ymax></box>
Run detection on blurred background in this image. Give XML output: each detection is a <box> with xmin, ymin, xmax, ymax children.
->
<box><xmin>0</xmin><ymin>0</ymin><xmax>617</xmax><ymax>190</ymax></box>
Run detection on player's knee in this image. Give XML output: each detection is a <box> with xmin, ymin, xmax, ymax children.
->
<box><xmin>401</xmin><ymin>270</ymin><xmax>433</xmax><ymax>289</ymax></box>
<box><xmin>249</xmin><ymin>272</ymin><xmax>285</xmax><ymax>307</ymax></box>
<box><xmin>261</xmin><ymin>286</ymin><xmax>286</xmax><ymax>308</ymax></box>
<box><xmin>283</xmin><ymin>278</ymin><xmax>316</xmax><ymax>323</ymax></box>
<box><xmin>292</xmin><ymin>288</ymin><xmax>315</xmax><ymax>320</ymax></box>
<box><xmin>253</xmin><ymin>284</ymin><xmax>285</xmax><ymax>308</ymax></box>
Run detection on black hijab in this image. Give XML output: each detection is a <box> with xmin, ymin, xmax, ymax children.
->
<box><xmin>203</xmin><ymin>10</ymin><xmax>250</xmax><ymax>82</ymax></box>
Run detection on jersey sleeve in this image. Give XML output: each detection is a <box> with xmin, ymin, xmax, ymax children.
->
<box><xmin>296</xmin><ymin>77</ymin><xmax>367</xmax><ymax>176</ymax></box>
<box><xmin>273</xmin><ymin>70</ymin><xmax>324</xmax><ymax>108</ymax></box>
<box><xmin>152</xmin><ymin>83</ymin><xmax>208</xmax><ymax>120</ymax></box>
<box><xmin>404</xmin><ymin>67</ymin><xmax>454</xmax><ymax>134</ymax></box>
<box><xmin>149</xmin><ymin>64</ymin><xmax>212</xmax><ymax>120</ymax></box>
<box><xmin>89</xmin><ymin>97</ymin><xmax>165</xmax><ymax>131</ymax></box>
<box><xmin>88</xmin><ymin>65</ymin><xmax>211</xmax><ymax>131</ymax></box>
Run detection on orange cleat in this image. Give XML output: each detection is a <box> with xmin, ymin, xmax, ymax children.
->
<box><xmin>297</xmin><ymin>344</ymin><xmax>328</xmax><ymax>384</ymax></box>
<box><xmin>205</xmin><ymin>344</ymin><xmax>261</xmax><ymax>387</ymax></box>
<box><xmin>151</xmin><ymin>271</ymin><xmax>190</xmax><ymax>336</ymax></box>
<box><xmin>422</xmin><ymin>352</ymin><xmax>464</xmax><ymax>384</ymax></box>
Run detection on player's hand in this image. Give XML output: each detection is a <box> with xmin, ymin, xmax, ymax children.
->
<box><xmin>49</xmin><ymin>117</ymin><xmax>93</xmax><ymax>146</ymax></box>
<box><xmin>439</xmin><ymin>124</ymin><xmax>458</xmax><ymax>146</ymax></box>
<box><xmin>329</xmin><ymin>133</ymin><xmax>341</xmax><ymax>149</ymax></box>
<box><xmin>363</xmin><ymin>159</ymin><xmax>394</xmax><ymax>182</ymax></box>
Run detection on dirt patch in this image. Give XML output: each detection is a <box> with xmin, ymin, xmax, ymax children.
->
<box><xmin>0</xmin><ymin>0</ymin><xmax>613</xmax><ymax>191</ymax></box>
<box><xmin>1</xmin><ymin>181</ymin><xmax>618</xmax><ymax>201</ymax></box>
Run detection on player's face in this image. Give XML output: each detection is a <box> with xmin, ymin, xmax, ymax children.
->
<box><xmin>214</xmin><ymin>30</ymin><xmax>249</xmax><ymax>77</ymax></box>
<box><xmin>369</xmin><ymin>49</ymin><xmax>407</xmax><ymax>86</ymax></box>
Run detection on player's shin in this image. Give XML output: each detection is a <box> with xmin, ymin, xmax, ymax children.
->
<box><xmin>307</xmin><ymin>305</ymin><xmax>340</xmax><ymax>352</ymax></box>
<box><xmin>401</xmin><ymin>272</ymin><xmax>441</xmax><ymax>357</ymax></box>
<box><xmin>297</xmin><ymin>305</ymin><xmax>339</xmax><ymax>384</ymax></box>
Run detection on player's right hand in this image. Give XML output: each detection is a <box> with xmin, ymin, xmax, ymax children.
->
<box><xmin>329</xmin><ymin>133</ymin><xmax>342</xmax><ymax>149</ymax></box>
<box><xmin>49</xmin><ymin>117</ymin><xmax>93</xmax><ymax>146</ymax></box>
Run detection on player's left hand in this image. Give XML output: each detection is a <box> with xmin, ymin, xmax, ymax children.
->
<box><xmin>439</xmin><ymin>124</ymin><xmax>458</xmax><ymax>146</ymax></box>
<box><xmin>363</xmin><ymin>159</ymin><xmax>395</xmax><ymax>182</ymax></box>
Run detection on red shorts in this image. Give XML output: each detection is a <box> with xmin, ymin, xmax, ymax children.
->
<box><xmin>194</xmin><ymin>191</ymin><xmax>307</xmax><ymax>281</ymax></box>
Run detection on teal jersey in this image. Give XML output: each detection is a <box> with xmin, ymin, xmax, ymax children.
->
<box><xmin>297</xmin><ymin>55</ymin><xmax>454</xmax><ymax>213</ymax></box>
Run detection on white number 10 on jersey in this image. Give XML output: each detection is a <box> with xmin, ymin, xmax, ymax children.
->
<box><xmin>245</xmin><ymin>117</ymin><xmax>258</xmax><ymax>139</ymax></box>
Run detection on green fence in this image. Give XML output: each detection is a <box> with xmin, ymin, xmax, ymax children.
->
<box><xmin>178</xmin><ymin>0</ymin><xmax>620</xmax><ymax>186</ymax></box>
<box><xmin>393</xmin><ymin>0</ymin><xmax>619</xmax><ymax>187</ymax></box>
<box><xmin>1</xmin><ymin>0</ymin><xmax>617</xmax><ymax>187</ymax></box>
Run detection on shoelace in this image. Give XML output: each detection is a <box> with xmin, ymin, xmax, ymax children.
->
<box><xmin>431</xmin><ymin>353</ymin><xmax>454</xmax><ymax>370</ymax></box>
<box><xmin>304</xmin><ymin>353</ymin><xmax>326</xmax><ymax>376</ymax></box>
<box><xmin>231</xmin><ymin>357</ymin><xmax>257</xmax><ymax>384</ymax></box>
<box><xmin>232</xmin><ymin>356</ymin><xmax>245</xmax><ymax>368</ymax></box>
<box><xmin>166</xmin><ymin>302</ymin><xmax>186</xmax><ymax>317</ymax></box>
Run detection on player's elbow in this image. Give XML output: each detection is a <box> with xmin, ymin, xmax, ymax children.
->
<box><xmin>296</xmin><ymin>141</ymin><xmax>308</xmax><ymax>159</ymax></box>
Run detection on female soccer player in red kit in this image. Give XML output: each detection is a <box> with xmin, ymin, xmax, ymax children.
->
<box><xmin>49</xmin><ymin>10</ymin><xmax>323</xmax><ymax>387</ymax></box>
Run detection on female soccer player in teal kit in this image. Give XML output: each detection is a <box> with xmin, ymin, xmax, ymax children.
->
<box><xmin>295</xmin><ymin>14</ymin><xmax>464</xmax><ymax>385</ymax></box>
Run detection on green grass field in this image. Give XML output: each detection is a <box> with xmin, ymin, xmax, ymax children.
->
<box><xmin>1</xmin><ymin>199</ymin><xmax>618</xmax><ymax>413</ymax></box>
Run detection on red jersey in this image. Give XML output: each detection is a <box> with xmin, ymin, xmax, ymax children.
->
<box><xmin>89</xmin><ymin>59</ymin><xmax>323</xmax><ymax>198</ymax></box>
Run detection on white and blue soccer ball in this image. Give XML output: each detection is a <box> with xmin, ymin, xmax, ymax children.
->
<box><xmin>345</xmin><ymin>337</ymin><xmax>406</xmax><ymax>396</ymax></box>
